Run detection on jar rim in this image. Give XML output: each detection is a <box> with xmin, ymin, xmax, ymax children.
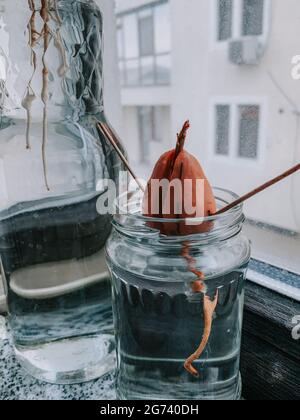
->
<box><xmin>115</xmin><ymin>187</ymin><xmax>242</xmax><ymax>224</ymax></box>
<box><xmin>113</xmin><ymin>187</ymin><xmax>245</xmax><ymax>242</ymax></box>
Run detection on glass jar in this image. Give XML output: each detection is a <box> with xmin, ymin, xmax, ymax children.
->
<box><xmin>0</xmin><ymin>0</ymin><xmax>124</xmax><ymax>383</ymax></box>
<box><xmin>106</xmin><ymin>189</ymin><xmax>251</xmax><ymax>400</ymax></box>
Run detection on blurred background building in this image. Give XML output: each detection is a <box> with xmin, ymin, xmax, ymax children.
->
<box><xmin>115</xmin><ymin>0</ymin><xmax>300</xmax><ymax>274</ymax></box>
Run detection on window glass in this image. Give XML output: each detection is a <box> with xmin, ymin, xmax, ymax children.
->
<box><xmin>242</xmin><ymin>0</ymin><xmax>264</xmax><ymax>36</ymax></box>
<box><xmin>154</xmin><ymin>3</ymin><xmax>171</xmax><ymax>54</ymax></box>
<box><xmin>138</xmin><ymin>106</ymin><xmax>163</xmax><ymax>151</ymax></box>
<box><xmin>138</xmin><ymin>106</ymin><xmax>153</xmax><ymax>162</ymax></box>
<box><xmin>139</xmin><ymin>14</ymin><xmax>154</xmax><ymax>56</ymax></box>
<box><xmin>116</xmin><ymin>22</ymin><xmax>124</xmax><ymax>59</ymax></box>
<box><xmin>238</xmin><ymin>105</ymin><xmax>260</xmax><ymax>159</ymax></box>
<box><xmin>218</xmin><ymin>0</ymin><xmax>233</xmax><ymax>41</ymax></box>
<box><xmin>215</xmin><ymin>105</ymin><xmax>230</xmax><ymax>155</ymax></box>
<box><xmin>118</xmin><ymin>61</ymin><xmax>126</xmax><ymax>86</ymax></box>
<box><xmin>123</xmin><ymin>14</ymin><xmax>139</xmax><ymax>59</ymax></box>
<box><xmin>153</xmin><ymin>107</ymin><xmax>163</xmax><ymax>143</ymax></box>
<box><xmin>117</xmin><ymin>2</ymin><xmax>171</xmax><ymax>87</ymax></box>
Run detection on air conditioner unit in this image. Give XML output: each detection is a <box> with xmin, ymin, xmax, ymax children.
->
<box><xmin>229</xmin><ymin>37</ymin><xmax>265</xmax><ymax>65</ymax></box>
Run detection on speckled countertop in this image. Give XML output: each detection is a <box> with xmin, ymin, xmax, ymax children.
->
<box><xmin>0</xmin><ymin>316</ymin><xmax>116</xmax><ymax>400</ymax></box>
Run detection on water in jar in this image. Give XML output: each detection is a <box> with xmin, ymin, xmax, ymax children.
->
<box><xmin>110</xmin><ymin>262</ymin><xmax>247</xmax><ymax>400</ymax></box>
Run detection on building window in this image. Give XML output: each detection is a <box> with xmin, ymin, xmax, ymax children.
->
<box><xmin>126</xmin><ymin>60</ymin><xmax>139</xmax><ymax>87</ymax></box>
<box><xmin>138</xmin><ymin>106</ymin><xmax>162</xmax><ymax>162</ymax></box>
<box><xmin>138</xmin><ymin>10</ymin><xmax>154</xmax><ymax>57</ymax></box>
<box><xmin>242</xmin><ymin>0</ymin><xmax>264</xmax><ymax>36</ymax></box>
<box><xmin>214</xmin><ymin>102</ymin><xmax>261</xmax><ymax>160</ymax></box>
<box><xmin>215</xmin><ymin>105</ymin><xmax>230</xmax><ymax>155</ymax></box>
<box><xmin>140</xmin><ymin>57</ymin><xmax>155</xmax><ymax>86</ymax></box>
<box><xmin>238</xmin><ymin>105</ymin><xmax>260</xmax><ymax>158</ymax></box>
<box><xmin>123</xmin><ymin>14</ymin><xmax>139</xmax><ymax>59</ymax></box>
<box><xmin>117</xmin><ymin>1</ymin><xmax>171</xmax><ymax>87</ymax></box>
<box><xmin>218</xmin><ymin>0</ymin><xmax>233</xmax><ymax>41</ymax></box>
<box><xmin>154</xmin><ymin>2</ymin><xmax>171</xmax><ymax>54</ymax></box>
<box><xmin>216</xmin><ymin>0</ymin><xmax>266</xmax><ymax>41</ymax></box>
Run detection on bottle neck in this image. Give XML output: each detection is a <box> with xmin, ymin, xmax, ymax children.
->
<box><xmin>59</xmin><ymin>0</ymin><xmax>104</xmax><ymax>119</ymax></box>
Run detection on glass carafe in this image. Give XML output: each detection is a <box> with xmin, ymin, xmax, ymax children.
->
<box><xmin>0</xmin><ymin>0</ymin><xmax>123</xmax><ymax>384</ymax></box>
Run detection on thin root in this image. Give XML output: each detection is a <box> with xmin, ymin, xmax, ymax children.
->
<box><xmin>184</xmin><ymin>291</ymin><xmax>219</xmax><ymax>377</ymax></box>
<box><xmin>181</xmin><ymin>242</ymin><xmax>205</xmax><ymax>292</ymax></box>
<box><xmin>24</xmin><ymin>0</ymin><xmax>38</xmax><ymax>150</ymax></box>
<box><xmin>41</xmin><ymin>0</ymin><xmax>51</xmax><ymax>191</ymax></box>
<box><xmin>26</xmin><ymin>0</ymin><xmax>64</xmax><ymax>190</ymax></box>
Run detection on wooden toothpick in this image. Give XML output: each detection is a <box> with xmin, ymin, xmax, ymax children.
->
<box><xmin>97</xmin><ymin>122</ymin><xmax>145</xmax><ymax>193</ymax></box>
<box><xmin>215</xmin><ymin>163</ymin><xmax>300</xmax><ymax>215</ymax></box>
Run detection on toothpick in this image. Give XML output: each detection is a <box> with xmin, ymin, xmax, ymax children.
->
<box><xmin>215</xmin><ymin>163</ymin><xmax>300</xmax><ymax>215</ymax></box>
<box><xmin>97</xmin><ymin>122</ymin><xmax>145</xmax><ymax>193</ymax></box>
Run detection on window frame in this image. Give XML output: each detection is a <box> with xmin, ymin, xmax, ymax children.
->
<box><xmin>213</xmin><ymin>0</ymin><xmax>271</xmax><ymax>46</ymax></box>
<box><xmin>209</xmin><ymin>96</ymin><xmax>267</xmax><ymax>166</ymax></box>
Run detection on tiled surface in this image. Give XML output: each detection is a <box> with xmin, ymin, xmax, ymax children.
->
<box><xmin>249</xmin><ymin>260</ymin><xmax>300</xmax><ymax>289</ymax></box>
<box><xmin>249</xmin><ymin>259</ymin><xmax>300</xmax><ymax>301</ymax></box>
<box><xmin>0</xmin><ymin>316</ymin><xmax>116</xmax><ymax>400</ymax></box>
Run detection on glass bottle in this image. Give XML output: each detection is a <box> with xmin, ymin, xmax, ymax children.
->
<box><xmin>0</xmin><ymin>0</ymin><xmax>123</xmax><ymax>384</ymax></box>
<box><xmin>106</xmin><ymin>189</ymin><xmax>251</xmax><ymax>400</ymax></box>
